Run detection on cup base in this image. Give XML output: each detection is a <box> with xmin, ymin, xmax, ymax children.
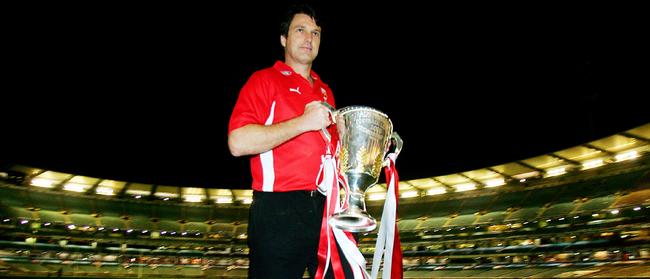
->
<box><xmin>330</xmin><ymin>212</ymin><xmax>377</xmax><ymax>233</ymax></box>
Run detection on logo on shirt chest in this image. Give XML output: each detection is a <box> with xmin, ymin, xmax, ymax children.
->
<box><xmin>287</xmin><ymin>86</ymin><xmax>327</xmax><ymax>101</ymax></box>
<box><xmin>289</xmin><ymin>87</ymin><xmax>302</xmax><ymax>95</ymax></box>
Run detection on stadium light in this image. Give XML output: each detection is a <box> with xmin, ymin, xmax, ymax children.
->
<box><xmin>239</xmin><ymin>198</ymin><xmax>253</xmax><ymax>204</ymax></box>
<box><xmin>484</xmin><ymin>178</ymin><xmax>505</xmax><ymax>188</ymax></box>
<box><xmin>215</xmin><ymin>196</ymin><xmax>233</xmax><ymax>204</ymax></box>
<box><xmin>454</xmin><ymin>183</ymin><xmax>476</xmax><ymax>192</ymax></box>
<box><xmin>581</xmin><ymin>159</ymin><xmax>604</xmax><ymax>170</ymax></box>
<box><xmin>30</xmin><ymin>178</ymin><xmax>56</xmax><ymax>188</ymax></box>
<box><xmin>426</xmin><ymin>187</ymin><xmax>447</xmax><ymax>196</ymax></box>
<box><xmin>184</xmin><ymin>195</ymin><xmax>203</xmax><ymax>203</ymax></box>
<box><xmin>512</xmin><ymin>171</ymin><xmax>540</xmax><ymax>180</ymax></box>
<box><xmin>545</xmin><ymin>166</ymin><xmax>567</xmax><ymax>177</ymax></box>
<box><xmin>368</xmin><ymin>193</ymin><xmax>386</xmax><ymax>201</ymax></box>
<box><xmin>96</xmin><ymin>187</ymin><xmax>115</xmax><ymax>196</ymax></box>
<box><xmin>63</xmin><ymin>183</ymin><xmax>87</xmax><ymax>192</ymax></box>
<box><xmin>401</xmin><ymin>191</ymin><xmax>419</xmax><ymax>198</ymax></box>
<box><xmin>615</xmin><ymin>150</ymin><xmax>638</xmax><ymax>162</ymax></box>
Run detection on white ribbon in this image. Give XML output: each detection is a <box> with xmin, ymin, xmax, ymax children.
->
<box><xmin>316</xmin><ymin>151</ymin><xmax>336</xmax><ymax>275</ymax></box>
<box><xmin>371</xmin><ymin>155</ymin><xmax>398</xmax><ymax>279</ymax></box>
<box><xmin>333</xmin><ymin>228</ymin><xmax>371</xmax><ymax>278</ymax></box>
<box><xmin>316</xmin><ymin>144</ymin><xmax>370</xmax><ymax>279</ymax></box>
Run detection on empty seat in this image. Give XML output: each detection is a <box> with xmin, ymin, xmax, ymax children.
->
<box><xmin>5</xmin><ymin>206</ymin><xmax>34</xmax><ymax>219</ymax></box>
<box><xmin>505</xmin><ymin>206</ymin><xmax>540</xmax><ymax>222</ymax></box>
<box><xmin>38</xmin><ymin>210</ymin><xmax>67</xmax><ymax>223</ymax></box>
<box><xmin>128</xmin><ymin>215</ymin><xmax>153</xmax><ymax>230</ymax></box>
<box><xmin>183</xmin><ymin>206</ymin><xmax>212</xmax><ymax>222</ymax></box>
<box><xmin>397</xmin><ymin>219</ymin><xmax>420</xmax><ymax>231</ymax></box>
<box><xmin>210</xmin><ymin>223</ymin><xmax>235</xmax><ymax>237</ymax></box>
<box><xmin>476</xmin><ymin>211</ymin><xmax>507</xmax><ymax>225</ymax></box>
<box><xmin>540</xmin><ymin>202</ymin><xmax>577</xmax><ymax>218</ymax></box>
<box><xmin>69</xmin><ymin>213</ymin><xmax>97</xmax><ymax>226</ymax></box>
<box><xmin>185</xmin><ymin>221</ymin><xmax>209</xmax><ymax>233</ymax></box>
<box><xmin>445</xmin><ymin>214</ymin><xmax>477</xmax><ymax>227</ymax></box>
<box><xmin>614</xmin><ymin>188</ymin><xmax>650</xmax><ymax>207</ymax></box>
<box><xmin>157</xmin><ymin>220</ymin><xmax>181</xmax><ymax>232</ymax></box>
<box><xmin>457</xmin><ymin>195</ymin><xmax>497</xmax><ymax>215</ymax></box>
<box><xmin>395</xmin><ymin>203</ymin><xmax>428</xmax><ymax>219</ymax></box>
<box><xmin>523</xmin><ymin>187</ymin><xmax>563</xmax><ymax>208</ymax></box>
<box><xmin>99</xmin><ymin>216</ymin><xmax>125</xmax><ymax>229</ymax></box>
<box><xmin>419</xmin><ymin>216</ymin><xmax>448</xmax><ymax>230</ymax></box>
<box><xmin>491</xmin><ymin>191</ymin><xmax>532</xmax><ymax>211</ymax></box>
<box><xmin>575</xmin><ymin>195</ymin><xmax>616</xmax><ymax>213</ymax></box>
<box><xmin>426</xmin><ymin>199</ymin><xmax>463</xmax><ymax>218</ymax></box>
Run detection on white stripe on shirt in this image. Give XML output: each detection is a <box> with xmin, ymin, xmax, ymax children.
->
<box><xmin>260</xmin><ymin>101</ymin><xmax>276</xmax><ymax>192</ymax></box>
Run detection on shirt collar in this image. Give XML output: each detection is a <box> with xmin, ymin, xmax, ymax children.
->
<box><xmin>273</xmin><ymin>60</ymin><xmax>320</xmax><ymax>81</ymax></box>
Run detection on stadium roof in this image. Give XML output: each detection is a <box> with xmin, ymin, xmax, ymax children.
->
<box><xmin>5</xmin><ymin>123</ymin><xmax>649</xmax><ymax>205</ymax></box>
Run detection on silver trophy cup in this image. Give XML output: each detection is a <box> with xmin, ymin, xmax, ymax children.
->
<box><xmin>321</xmin><ymin>103</ymin><xmax>403</xmax><ymax>233</ymax></box>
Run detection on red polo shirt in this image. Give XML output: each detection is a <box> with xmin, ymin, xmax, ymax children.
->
<box><xmin>229</xmin><ymin>61</ymin><xmax>337</xmax><ymax>192</ymax></box>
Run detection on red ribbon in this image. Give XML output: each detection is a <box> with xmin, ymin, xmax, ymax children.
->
<box><xmin>315</xmin><ymin>142</ymin><xmax>346</xmax><ymax>279</ymax></box>
<box><xmin>316</xmin><ymin>145</ymin><xmax>403</xmax><ymax>278</ymax></box>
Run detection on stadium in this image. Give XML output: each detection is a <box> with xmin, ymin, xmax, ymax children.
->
<box><xmin>2</xmin><ymin>122</ymin><xmax>649</xmax><ymax>278</ymax></box>
<box><xmin>4</xmin><ymin>1</ymin><xmax>649</xmax><ymax>277</ymax></box>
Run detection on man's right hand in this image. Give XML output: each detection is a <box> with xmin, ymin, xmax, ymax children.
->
<box><xmin>301</xmin><ymin>101</ymin><xmax>332</xmax><ymax>132</ymax></box>
<box><xmin>229</xmin><ymin>101</ymin><xmax>333</xmax><ymax>157</ymax></box>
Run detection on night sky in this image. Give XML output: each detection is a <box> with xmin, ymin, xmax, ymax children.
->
<box><xmin>4</xmin><ymin>2</ymin><xmax>649</xmax><ymax>188</ymax></box>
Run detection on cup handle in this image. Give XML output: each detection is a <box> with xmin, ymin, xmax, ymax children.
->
<box><xmin>319</xmin><ymin>102</ymin><xmax>336</xmax><ymax>142</ymax></box>
<box><xmin>383</xmin><ymin>132</ymin><xmax>403</xmax><ymax>166</ymax></box>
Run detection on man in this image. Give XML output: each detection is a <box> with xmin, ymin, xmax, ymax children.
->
<box><xmin>228</xmin><ymin>4</ymin><xmax>339</xmax><ymax>278</ymax></box>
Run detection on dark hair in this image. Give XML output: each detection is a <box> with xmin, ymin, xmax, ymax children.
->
<box><xmin>280</xmin><ymin>4</ymin><xmax>318</xmax><ymax>37</ymax></box>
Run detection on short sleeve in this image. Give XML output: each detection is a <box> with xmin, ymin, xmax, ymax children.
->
<box><xmin>228</xmin><ymin>71</ymin><xmax>274</xmax><ymax>133</ymax></box>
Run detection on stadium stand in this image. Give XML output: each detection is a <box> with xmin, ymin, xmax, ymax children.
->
<box><xmin>1</xmin><ymin>123</ymin><xmax>649</xmax><ymax>278</ymax></box>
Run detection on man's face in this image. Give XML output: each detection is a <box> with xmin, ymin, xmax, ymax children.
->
<box><xmin>281</xmin><ymin>13</ymin><xmax>321</xmax><ymax>66</ymax></box>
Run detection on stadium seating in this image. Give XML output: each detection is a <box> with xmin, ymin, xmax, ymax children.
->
<box><xmin>2</xmin><ymin>125</ymin><xmax>650</xmax><ymax>278</ymax></box>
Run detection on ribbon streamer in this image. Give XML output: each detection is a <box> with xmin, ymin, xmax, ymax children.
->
<box><xmin>371</xmin><ymin>154</ymin><xmax>403</xmax><ymax>279</ymax></box>
<box><xmin>316</xmin><ymin>145</ymin><xmax>402</xmax><ymax>278</ymax></box>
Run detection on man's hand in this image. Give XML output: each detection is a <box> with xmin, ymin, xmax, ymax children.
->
<box><xmin>228</xmin><ymin>101</ymin><xmax>334</xmax><ymax>157</ymax></box>
<box><xmin>300</xmin><ymin>101</ymin><xmax>332</xmax><ymax>132</ymax></box>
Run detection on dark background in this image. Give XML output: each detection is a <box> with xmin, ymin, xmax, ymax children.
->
<box><xmin>3</xmin><ymin>2</ymin><xmax>649</xmax><ymax>188</ymax></box>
